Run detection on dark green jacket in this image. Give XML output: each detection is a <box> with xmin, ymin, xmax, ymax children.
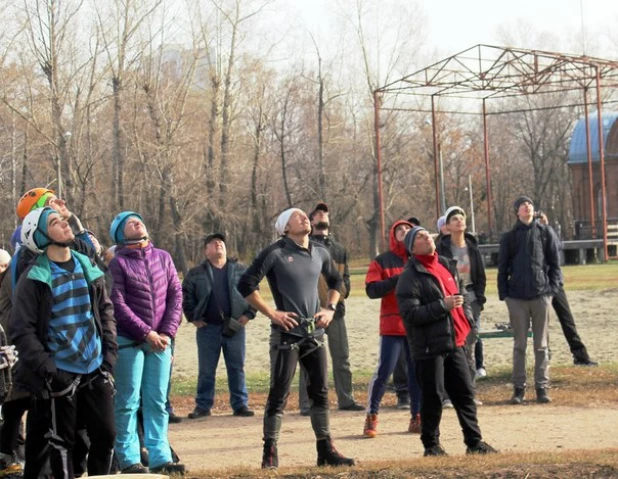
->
<box><xmin>182</xmin><ymin>259</ymin><xmax>255</xmax><ymax>323</ymax></box>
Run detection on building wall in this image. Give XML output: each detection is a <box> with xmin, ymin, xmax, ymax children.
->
<box><xmin>570</xmin><ymin>160</ymin><xmax>618</xmax><ymax>231</ymax></box>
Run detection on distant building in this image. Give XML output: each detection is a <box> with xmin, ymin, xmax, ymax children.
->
<box><xmin>567</xmin><ymin>113</ymin><xmax>618</xmax><ymax>239</ymax></box>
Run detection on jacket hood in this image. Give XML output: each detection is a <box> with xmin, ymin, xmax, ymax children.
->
<box><xmin>389</xmin><ymin>220</ymin><xmax>413</xmax><ymax>260</ymax></box>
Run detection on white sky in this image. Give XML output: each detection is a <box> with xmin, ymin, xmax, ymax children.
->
<box><xmin>286</xmin><ymin>0</ymin><xmax>618</xmax><ymax>59</ymax></box>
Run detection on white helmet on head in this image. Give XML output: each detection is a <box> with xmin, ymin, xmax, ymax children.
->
<box><xmin>20</xmin><ymin>206</ymin><xmax>54</xmax><ymax>254</ymax></box>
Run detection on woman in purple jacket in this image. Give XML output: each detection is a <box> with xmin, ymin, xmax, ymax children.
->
<box><xmin>108</xmin><ymin>212</ymin><xmax>185</xmax><ymax>475</ymax></box>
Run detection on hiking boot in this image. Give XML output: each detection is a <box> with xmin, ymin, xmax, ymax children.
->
<box><xmin>536</xmin><ymin>388</ymin><xmax>552</xmax><ymax>404</ymax></box>
<box><xmin>149</xmin><ymin>462</ymin><xmax>186</xmax><ymax>475</ymax></box>
<box><xmin>0</xmin><ymin>458</ymin><xmax>23</xmax><ymax>477</ymax></box>
<box><xmin>466</xmin><ymin>440</ymin><xmax>498</xmax><ymax>455</ymax></box>
<box><xmin>187</xmin><ymin>407</ymin><xmax>211</xmax><ymax>419</ymax></box>
<box><xmin>574</xmin><ymin>357</ymin><xmax>598</xmax><ymax>367</ymax></box>
<box><xmin>261</xmin><ymin>439</ymin><xmax>278</xmax><ymax>469</ymax></box>
<box><xmin>233</xmin><ymin>406</ymin><xmax>255</xmax><ymax>417</ymax></box>
<box><xmin>396</xmin><ymin>395</ymin><xmax>410</xmax><ymax>410</ymax></box>
<box><xmin>316</xmin><ymin>436</ymin><xmax>355</xmax><ymax>467</ymax></box>
<box><xmin>510</xmin><ymin>387</ymin><xmax>525</xmax><ymax>405</ymax></box>
<box><xmin>424</xmin><ymin>444</ymin><xmax>448</xmax><ymax>457</ymax></box>
<box><xmin>408</xmin><ymin>414</ymin><xmax>421</xmax><ymax>434</ymax></box>
<box><xmin>363</xmin><ymin>413</ymin><xmax>378</xmax><ymax>438</ymax></box>
<box><xmin>168</xmin><ymin>412</ymin><xmax>183</xmax><ymax>424</ymax></box>
<box><xmin>120</xmin><ymin>463</ymin><xmax>149</xmax><ymax>474</ymax></box>
<box><xmin>339</xmin><ymin>402</ymin><xmax>364</xmax><ymax>411</ymax></box>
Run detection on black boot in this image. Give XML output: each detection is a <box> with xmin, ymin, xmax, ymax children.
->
<box><xmin>261</xmin><ymin>439</ymin><xmax>278</xmax><ymax>469</ymax></box>
<box><xmin>316</xmin><ymin>436</ymin><xmax>355</xmax><ymax>467</ymax></box>
<box><xmin>510</xmin><ymin>387</ymin><xmax>525</xmax><ymax>405</ymax></box>
<box><xmin>536</xmin><ymin>387</ymin><xmax>552</xmax><ymax>404</ymax></box>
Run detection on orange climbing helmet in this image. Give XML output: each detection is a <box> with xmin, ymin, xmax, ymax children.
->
<box><xmin>16</xmin><ymin>188</ymin><xmax>55</xmax><ymax>220</ymax></box>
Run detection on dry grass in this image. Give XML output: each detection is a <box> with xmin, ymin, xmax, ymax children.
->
<box><xmin>181</xmin><ymin>449</ymin><xmax>618</xmax><ymax>478</ymax></box>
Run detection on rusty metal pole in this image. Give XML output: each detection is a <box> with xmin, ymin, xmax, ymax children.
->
<box><xmin>595</xmin><ymin>68</ymin><xmax>609</xmax><ymax>261</ymax></box>
<box><xmin>373</xmin><ymin>90</ymin><xmax>386</xmax><ymax>251</ymax></box>
<box><xmin>482</xmin><ymin>100</ymin><xmax>493</xmax><ymax>235</ymax></box>
<box><xmin>431</xmin><ymin>96</ymin><xmax>440</xmax><ymax>218</ymax></box>
<box><xmin>583</xmin><ymin>88</ymin><xmax>596</xmax><ymax>237</ymax></box>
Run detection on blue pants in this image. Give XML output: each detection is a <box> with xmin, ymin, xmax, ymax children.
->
<box><xmin>195</xmin><ymin>323</ymin><xmax>248</xmax><ymax>412</ymax></box>
<box><xmin>367</xmin><ymin>335</ymin><xmax>421</xmax><ymax>416</ymax></box>
<box><xmin>114</xmin><ymin>337</ymin><xmax>172</xmax><ymax>470</ymax></box>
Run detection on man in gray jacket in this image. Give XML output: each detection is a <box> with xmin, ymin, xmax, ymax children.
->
<box><xmin>498</xmin><ymin>196</ymin><xmax>561</xmax><ymax>405</ymax></box>
<box><xmin>182</xmin><ymin>233</ymin><xmax>255</xmax><ymax>419</ymax></box>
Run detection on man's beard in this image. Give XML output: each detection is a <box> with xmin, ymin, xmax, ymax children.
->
<box><xmin>314</xmin><ymin>221</ymin><xmax>329</xmax><ymax>230</ymax></box>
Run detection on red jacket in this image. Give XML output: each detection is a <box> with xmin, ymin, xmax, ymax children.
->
<box><xmin>365</xmin><ymin>220</ymin><xmax>412</xmax><ymax>336</ymax></box>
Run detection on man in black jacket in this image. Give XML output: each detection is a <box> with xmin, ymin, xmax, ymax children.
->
<box><xmin>497</xmin><ymin>196</ymin><xmax>561</xmax><ymax>405</ymax></box>
<box><xmin>182</xmin><ymin>233</ymin><xmax>255</xmax><ymax>419</ymax></box>
<box><xmin>436</xmin><ymin>206</ymin><xmax>486</xmax><ymax>401</ymax></box>
<box><xmin>396</xmin><ymin>226</ymin><xmax>496</xmax><ymax>457</ymax></box>
<box><xmin>297</xmin><ymin>203</ymin><xmax>363</xmax><ymax>414</ymax></box>
<box><xmin>10</xmin><ymin>207</ymin><xmax>117</xmax><ymax>479</ymax></box>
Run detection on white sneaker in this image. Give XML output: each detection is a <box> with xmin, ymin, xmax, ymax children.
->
<box><xmin>475</xmin><ymin>367</ymin><xmax>487</xmax><ymax>379</ymax></box>
<box><xmin>474</xmin><ymin>398</ymin><xmax>483</xmax><ymax>406</ymax></box>
<box><xmin>442</xmin><ymin>399</ymin><xmax>454</xmax><ymax>409</ymax></box>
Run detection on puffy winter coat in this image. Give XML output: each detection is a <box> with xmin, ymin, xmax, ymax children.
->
<box><xmin>365</xmin><ymin>220</ymin><xmax>413</xmax><ymax>336</ymax></box>
<box><xmin>396</xmin><ymin>255</ymin><xmax>473</xmax><ymax>360</ymax></box>
<box><xmin>109</xmin><ymin>243</ymin><xmax>182</xmax><ymax>341</ymax></box>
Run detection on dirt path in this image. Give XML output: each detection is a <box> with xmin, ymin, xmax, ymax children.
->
<box><xmin>167</xmin><ymin>402</ymin><xmax>618</xmax><ymax>473</ymax></box>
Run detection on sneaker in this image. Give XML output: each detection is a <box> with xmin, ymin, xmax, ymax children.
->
<box><xmin>120</xmin><ymin>463</ymin><xmax>149</xmax><ymax>474</ymax></box>
<box><xmin>510</xmin><ymin>387</ymin><xmax>525</xmax><ymax>405</ymax></box>
<box><xmin>149</xmin><ymin>462</ymin><xmax>186</xmax><ymax>475</ymax></box>
<box><xmin>466</xmin><ymin>440</ymin><xmax>498</xmax><ymax>455</ymax></box>
<box><xmin>574</xmin><ymin>358</ymin><xmax>598</xmax><ymax>367</ymax></box>
<box><xmin>339</xmin><ymin>402</ymin><xmax>365</xmax><ymax>411</ymax></box>
<box><xmin>233</xmin><ymin>406</ymin><xmax>255</xmax><ymax>417</ymax></box>
<box><xmin>168</xmin><ymin>412</ymin><xmax>183</xmax><ymax>424</ymax></box>
<box><xmin>442</xmin><ymin>399</ymin><xmax>454</xmax><ymax>409</ymax></box>
<box><xmin>300</xmin><ymin>409</ymin><xmax>311</xmax><ymax>416</ymax></box>
<box><xmin>408</xmin><ymin>414</ymin><xmax>421</xmax><ymax>434</ymax></box>
<box><xmin>396</xmin><ymin>395</ymin><xmax>411</xmax><ymax>410</ymax></box>
<box><xmin>475</xmin><ymin>367</ymin><xmax>488</xmax><ymax>379</ymax></box>
<box><xmin>424</xmin><ymin>444</ymin><xmax>448</xmax><ymax>457</ymax></box>
<box><xmin>0</xmin><ymin>461</ymin><xmax>23</xmax><ymax>477</ymax></box>
<box><xmin>536</xmin><ymin>388</ymin><xmax>552</xmax><ymax>404</ymax></box>
<box><xmin>474</xmin><ymin>398</ymin><xmax>483</xmax><ymax>406</ymax></box>
<box><xmin>187</xmin><ymin>407</ymin><xmax>211</xmax><ymax>419</ymax></box>
<box><xmin>363</xmin><ymin>413</ymin><xmax>378</xmax><ymax>438</ymax></box>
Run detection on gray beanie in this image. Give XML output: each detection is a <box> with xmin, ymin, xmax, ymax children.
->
<box><xmin>513</xmin><ymin>196</ymin><xmax>534</xmax><ymax>213</ymax></box>
<box><xmin>404</xmin><ymin>226</ymin><xmax>427</xmax><ymax>254</ymax></box>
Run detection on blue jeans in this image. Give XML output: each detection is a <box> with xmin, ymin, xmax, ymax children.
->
<box><xmin>114</xmin><ymin>336</ymin><xmax>172</xmax><ymax>470</ymax></box>
<box><xmin>195</xmin><ymin>323</ymin><xmax>248</xmax><ymax>411</ymax></box>
<box><xmin>367</xmin><ymin>335</ymin><xmax>421</xmax><ymax>416</ymax></box>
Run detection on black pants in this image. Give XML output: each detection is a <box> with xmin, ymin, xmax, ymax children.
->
<box><xmin>415</xmin><ymin>347</ymin><xmax>482</xmax><ymax>449</ymax></box>
<box><xmin>0</xmin><ymin>396</ymin><xmax>29</xmax><ymax>458</ymax></box>
<box><xmin>265</xmin><ymin>331</ymin><xmax>329</xmax><ymax>440</ymax></box>
<box><xmin>552</xmin><ymin>287</ymin><xmax>589</xmax><ymax>360</ymax></box>
<box><xmin>24</xmin><ymin>370</ymin><xmax>115</xmax><ymax>479</ymax></box>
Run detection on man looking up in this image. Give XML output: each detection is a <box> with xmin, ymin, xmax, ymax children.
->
<box><xmin>237</xmin><ymin>208</ymin><xmax>354</xmax><ymax>470</ymax></box>
<box><xmin>396</xmin><ymin>226</ymin><xmax>497</xmax><ymax>457</ymax></box>
<box><xmin>497</xmin><ymin>196</ymin><xmax>561</xmax><ymax>405</ymax></box>
<box><xmin>11</xmin><ymin>207</ymin><xmax>117</xmax><ymax>478</ymax></box>
<box><xmin>297</xmin><ymin>203</ymin><xmax>363</xmax><ymax>415</ymax></box>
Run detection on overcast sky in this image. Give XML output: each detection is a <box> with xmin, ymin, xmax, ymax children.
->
<box><xmin>284</xmin><ymin>0</ymin><xmax>618</xmax><ymax>60</ymax></box>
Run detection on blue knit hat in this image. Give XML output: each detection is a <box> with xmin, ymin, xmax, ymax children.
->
<box><xmin>404</xmin><ymin>226</ymin><xmax>428</xmax><ymax>254</ymax></box>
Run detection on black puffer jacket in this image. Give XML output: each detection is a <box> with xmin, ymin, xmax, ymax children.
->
<box><xmin>436</xmin><ymin>232</ymin><xmax>486</xmax><ymax>306</ymax></box>
<box><xmin>396</xmin><ymin>255</ymin><xmax>473</xmax><ymax>361</ymax></box>
<box><xmin>497</xmin><ymin>220</ymin><xmax>561</xmax><ymax>301</ymax></box>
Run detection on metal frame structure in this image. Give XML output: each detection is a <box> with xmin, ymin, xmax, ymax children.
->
<box><xmin>374</xmin><ymin>44</ymin><xmax>618</xmax><ymax>260</ymax></box>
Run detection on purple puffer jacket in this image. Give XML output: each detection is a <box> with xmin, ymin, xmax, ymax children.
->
<box><xmin>109</xmin><ymin>243</ymin><xmax>182</xmax><ymax>341</ymax></box>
